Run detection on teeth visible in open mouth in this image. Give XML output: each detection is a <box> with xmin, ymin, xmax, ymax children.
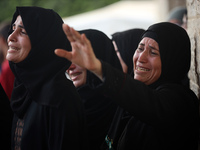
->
<box><xmin>9</xmin><ymin>47</ymin><xmax>19</xmax><ymax>51</ymax></box>
<box><xmin>136</xmin><ymin>66</ymin><xmax>150</xmax><ymax>72</ymax></box>
<box><xmin>71</xmin><ymin>73</ymin><xmax>81</xmax><ymax>77</ymax></box>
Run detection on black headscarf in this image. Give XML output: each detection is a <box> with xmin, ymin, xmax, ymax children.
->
<box><xmin>9</xmin><ymin>7</ymin><xmax>72</xmax><ymax>118</ymax></box>
<box><xmin>142</xmin><ymin>22</ymin><xmax>191</xmax><ymax>86</ymax></box>
<box><xmin>112</xmin><ymin>28</ymin><xmax>145</xmax><ymax>74</ymax></box>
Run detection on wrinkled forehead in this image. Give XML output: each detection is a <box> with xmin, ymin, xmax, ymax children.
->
<box><xmin>139</xmin><ymin>37</ymin><xmax>159</xmax><ymax>51</ymax></box>
<box><xmin>141</xmin><ymin>29</ymin><xmax>167</xmax><ymax>62</ymax></box>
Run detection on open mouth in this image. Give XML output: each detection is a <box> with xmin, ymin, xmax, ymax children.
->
<box><xmin>8</xmin><ymin>46</ymin><xmax>19</xmax><ymax>51</ymax></box>
<box><xmin>71</xmin><ymin>72</ymin><xmax>81</xmax><ymax>77</ymax></box>
<box><xmin>70</xmin><ymin>72</ymin><xmax>82</xmax><ymax>80</ymax></box>
<box><xmin>136</xmin><ymin>66</ymin><xmax>150</xmax><ymax>72</ymax></box>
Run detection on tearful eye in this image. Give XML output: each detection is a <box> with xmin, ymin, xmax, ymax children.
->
<box><xmin>137</xmin><ymin>48</ymin><xmax>144</xmax><ymax>52</ymax></box>
<box><xmin>150</xmin><ymin>50</ymin><xmax>160</xmax><ymax>56</ymax></box>
<box><xmin>21</xmin><ymin>31</ymin><xmax>27</xmax><ymax>35</ymax></box>
<box><xmin>151</xmin><ymin>52</ymin><xmax>157</xmax><ymax>55</ymax></box>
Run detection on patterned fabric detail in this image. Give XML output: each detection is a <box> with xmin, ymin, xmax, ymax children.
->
<box><xmin>14</xmin><ymin>119</ymin><xmax>24</xmax><ymax>150</ymax></box>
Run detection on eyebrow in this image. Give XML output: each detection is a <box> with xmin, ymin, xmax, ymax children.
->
<box><xmin>139</xmin><ymin>43</ymin><xmax>159</xmax><ymax>51</ymax></box>
<box><xmin>149</xmin><ymin>45</ymin><xmax>159</xmax><ymax>51</ymax></box>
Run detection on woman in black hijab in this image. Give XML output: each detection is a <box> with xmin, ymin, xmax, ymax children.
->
<box><xmin>55</xmin><ymin>22</ymin><xmax>199</xmax><ymax>150</ymax></box>
<box><xmin>111</xmin><ymin>28</ymin><xmax>145</xmax><ymax>74</ymax></box>
<box><xmin>67</xmin><ymin>29</ymin><xmax>122</xmax><ymax>150</ymax></box>
<box><xmin>7</xmin><ymin>7</ymin><xmax>88</xmax><ymax>150</ymax></box>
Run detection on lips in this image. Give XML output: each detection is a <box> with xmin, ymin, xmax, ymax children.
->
<box><xmin>136</xmin><ymin>66</ymin><xmax>150</xmax><ymax>72</ymax></box>
<box><xmin>69</xmin><ymin>72</ymin><xmax>81</xmax><ymax>81</ymax></box>
<box><xmin>8</xmin><ymin>46</ymin><xmax>19</xmax><ymax>52</ymax></box>
<box><xmin>71</xmin><ymin>72</ymin><xmax>81</xmax><ymax>77</ymax></box>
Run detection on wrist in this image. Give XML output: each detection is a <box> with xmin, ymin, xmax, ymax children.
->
<box><xmin>90</xmin><ymin>59</ymin><xmax>103</xmax><ymax>81</ymax></box>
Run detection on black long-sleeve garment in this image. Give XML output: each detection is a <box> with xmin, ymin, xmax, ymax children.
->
<box><xmin>101</xmin><ymin>61</ymin><xmax>199</xmax><ymax>150</ymax></box>
<box><xmin>11</xmin><ymin>79</ymin><xmax>87</xmax><ymax>150</ymax></box>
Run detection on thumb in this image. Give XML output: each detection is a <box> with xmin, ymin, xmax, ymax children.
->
<box><xmin>54</xmin><ymin>49</ymin><xmax>72</xmax><ymax>61</ymax></box>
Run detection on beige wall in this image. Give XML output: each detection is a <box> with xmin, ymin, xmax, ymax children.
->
<box><xmin>157</xmin><ymin>0</ymin><xmax>186</xmax><ymax>20</ymax></box>
<box><xmin>167</xmin><ymin>0</ymin><xmax>186</xmax><ymax>10</ymax></box>
<box><xmin>185</xmin><ymin>0</ymin><xmax>200</xmax><ymax>149</ymax></box>
<box><xmin>187</xmin><ymin>0</ymin><xmax>200</xmax><ymax>99</ymax></box>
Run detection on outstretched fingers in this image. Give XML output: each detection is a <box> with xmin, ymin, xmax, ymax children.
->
<box><xmin>62</xmin><ymin>24</ymin><xmax>83</xmax><ymax>44</ymax></box>
<box><xmin>81</xmin><ymin>33</ymin><xmax>91</xmax><ymax>46</ymax></box>
<box><xmin>62</xmin><ymin>24</ymin><xmax>73</xmax><ymax>41</ymax></box>
<box><xmin>54</xmin><ymin>49</ymin><xmax>72</xmax><ymax>60</ymax></box>
<box><xmin>55</xmin><ymin>24</ymin><xmax>103</xmax><ymax>80</ymax></box>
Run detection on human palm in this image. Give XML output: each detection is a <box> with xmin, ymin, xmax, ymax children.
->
<box><xmin>55</xmin><ymin>24</ymin><xmax>103</xmax><ymax>80</ymax></box>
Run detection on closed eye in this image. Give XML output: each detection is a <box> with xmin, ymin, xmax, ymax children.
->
<box><xmin>12</xmin><ymin>24</ymin><xmax>27</xmax><ymax>35</ymax></box>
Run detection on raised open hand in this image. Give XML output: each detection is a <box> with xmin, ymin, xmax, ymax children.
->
<box><xmin>55</xmin><ymin>24</ymin><xmax>103</xmax><ymax>80</ymax></box>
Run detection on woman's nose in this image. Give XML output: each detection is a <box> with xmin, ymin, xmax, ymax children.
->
<box><xmin>67</xmin><ymin>63</ymin><xmax>76</xmax><ymax>71</ymax></box>
<box><xmin>7</xmin><ymin>30</ymin><xmax>17</xmax><ymax>43</ymax></box>
<box><xmin>138</xmin><ymin>50</ymin><xmax>148</xmax><ymax>63</ymax></box>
